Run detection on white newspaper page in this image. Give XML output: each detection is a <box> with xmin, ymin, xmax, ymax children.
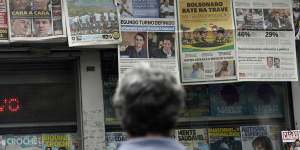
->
<box><xmin>178</xmin><ymin>0</ymin><xmax>237</xmax><ymax>85</ymax></box>
<box><xmin>8</xmin><ymin>0</ymin><xmax>66</xmax><ymax>41</ymax></box>
<box><xmin>65</xmin><ymin>0</ymin><xmax>121</xmax><ymax>47</ymax></box>
<box><xmin>293</xmin><ymin>0</ymin><xmax>300</xmax><ymax>40</ymax></box>
<box><xmin>234</xmin><ymin>0</ymin><xmax>298</xmax><ymax>81</ymax></box>
<box><xmin>118</xmin><ymin>0</ymin><xmax>180</xmax><ymax>79</ymax></box>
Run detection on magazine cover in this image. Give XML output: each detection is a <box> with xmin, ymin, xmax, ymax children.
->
<box><xmin>282</xmin><ymin>130</ymin><xmax>300</xmax><ymax>150</ymax></box>
<box><xmin>8</xmin><ymin>0</ymin><xmax>66</xmax><ymax>41</ymax></box>
<box><xmin>209</xmin><ymin>84</ymin><xmax>248</xmax><ymax>116</ymax></box>
<box><xmin>175</xmin><ymin>129</ymin><xmax>209</xmax><ymax>150</ymax></box>
<box><xmin>241</xmin><ymin>125</ymin><xmax>273</xmax><ymax>150</ymax></box>
<box><xmin>42</xmin><ymin>134</ymin><xmax>71</xmax><ymax>150</ymax></box>
<box><xmin>246</xmin><ymin>83</ymin><xmax>284</xmax><ymax>116</ymax></box>
<box><xmin>5</xmin><ymin>135</ymin><xmax>42</xmax><ymax>150</ymax></box>
<box><xmin>180</xmin><ymin>85</ymin><xmax>210</xmax><ymax>118</ymax></box>
<box><xmin>208</xmin><ymin>127</ymin><xmax>242</xmax><ymax>150</ymax></box>
<box><xmin>105</xmin><ymin>132</ymin><xmax>127</xmax><ymax>150</ymax></box>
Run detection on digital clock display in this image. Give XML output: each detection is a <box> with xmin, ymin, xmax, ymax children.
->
<box><xmin>0</xmin><ymin>97</ymin><xmax>20</xmax><ymax>112</ymax></box>
<box><xmin>0</xmin><ymin>60</ymin><xmax>77</xmax><ymax>128</ymax></box>
<box><xmin>0</xmin><ymin>84</ymin><xmax>77</xmax><ymax>124</ymax></box>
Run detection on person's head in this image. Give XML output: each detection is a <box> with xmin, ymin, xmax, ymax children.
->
<box><xmin>33</xmin><ymin>0</ymin><xmax>49</xmax><ymax>10</ymax></box>
<box><xmin>199</xmin><ymin>27</ymin><xmax>208</xmax><ymax>38</ymax></box>
<box><xmin>192</xmin><ymin>63</ymin><xmax>199</xmax><ymax>71</ymax></box>
<box><xmin>266</xmin><ymin>57</ymin><xmax>273</xmax><ymax>68</ymax></box>
<box><xmin>148</xmin><ymin>32</ymin><xmax>153</xmax><ymax>39</ymax></box>
<box><xmin>12</xmin><ymin>0</ymin><xmax>27</xmax><ymax>9</ymax></box>
<box><xmin>252</xmin><ymin>136</ymin><xmax>273</xmax><ymax>150</ymax></box>
<box><xmin>113</xmin><ymin>64</ymin><xmax>185</xmax><ymax>137</ymax></box>
<box><xmin>162</xmin><ymin>37</ymin><xmax>173</xmax><ymax>52</ymax></box>
<box><xmin>134</xmin><ymin>33</ymin><xmax>145</xmax><ymax>50</ymax></box>
<box><xmin>211</xmin><ymin>24</ymin><xmax>218</xmax><ymax>31</ymax></box>
<box><xmin>295</xmin><ymin>139</ymin><xmax>300</xmax><ymax>147</ymax></box>
<box><xmin>221</xmin><ymin>61</ymin><xmax>229</xmax><ymax>71</ymax></box>
<box><xmin>275</xmin><ymin>11</ymin><xmax>280</xmax><ymax>17</ymax></box>
<box><xmin>58</xmin><ymin>147</ymin><xmax>66</xmax><ymax>150</ymax></box>
<box><xmin>12</xmin><ymin>19</ymin><xmax>30</xmax><ymax>36</ymax></box>
<box><xmin>34</xmin><ymin>19</ymin><xmax>51</xmax><ymax>36</ymax></box>
<box><xmin>46</xmin><ymin>147</ymin><xmax>52</xmax><ymax>150</ymax></box>
<box><xmin>164</xmin><ymin>0</ymin><xmax>169</xmax><ymax>6</ymax></box>
<box><xmin>274</xmin><ymin>58</ymin><xmax>280</xmax><ymax>66</ymax></box>
<box><xmin>157</xmin><ymin>40</ymin><xmax>163</xmax><ymax>49</ymax></box>
<box><xmin>217</xmin><ymin>27</ymin><xmax>225</xmax><ymax>38</ymax></box>
<box><xmin>192</xmin><ymin>62</ymin><xmax>203</xmax><ymax>71</ymax></box>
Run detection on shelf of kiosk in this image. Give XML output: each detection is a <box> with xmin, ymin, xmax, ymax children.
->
<box><xmin>104</xmin><ymin>113</ymin><xmax>284</xmax><ymax>126</ymax></box>
<box><xmin>103</xmin><ymin>82</ymin><xmax>289</xmax><ymax>125</ymax></box>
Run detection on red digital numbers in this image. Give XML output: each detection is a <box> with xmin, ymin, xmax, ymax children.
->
<box><xmin>0</xmin><ymin>97</ymin><xmax>20</xmax><ymax>113</ymax></box>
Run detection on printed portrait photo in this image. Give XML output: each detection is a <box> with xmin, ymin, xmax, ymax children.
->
<box><xmin>148</xmin><ymin>32</ymin><xmax>175</xmax><ymax>58</ymax></box>
<box><xmin>120</xmin><ymin>32</ymin><xmax>148</xmax><ymax>58</ymax></box>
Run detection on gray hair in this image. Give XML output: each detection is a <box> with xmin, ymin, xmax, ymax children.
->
<box><xmin>113</xmin><ymin>64</ymin><xmax>185</xmax><ymax>136</ymax></box>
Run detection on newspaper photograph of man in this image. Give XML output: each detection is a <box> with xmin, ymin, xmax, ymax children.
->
<box><xmin>11</xmin><ymin>18</ymin><xmax>32</xmax><ymax>37</ymax></box>
<box><xmin>32</xmin><ymin>0</ymin><xmax>50</xmax><ymax>11</ymax></box>
<box><xmin>10</xmin><ymin>0</ymin><xmax>31</xmax><ymax>11</ymax></box>
<box><xmin>159</xmin><ymin>0</ymin><xmax>175</xmax><ymax>18</ymax></box>
<box><xmin>235</xmin><ymin>8</ymin><xmax>264</xmax><ymax>30</ymax></box>
<box><xmin>33</xmin><ymin>18</ymin><xmax>53</xmax><ymax>36</ymax></box>
<box><xmin>264</xmin><ymin>9</ymin><xmax>293</xmax><ymax>31</ymax></box>
<box><xmin>120</xmin><ymin>32</ymin><xmax>148</xmax><ymax>58</ymax></box>
<box><xmin>149</xmin><ymin>32</ymin><xmax>175</xmax><ymax>58</ymax></box>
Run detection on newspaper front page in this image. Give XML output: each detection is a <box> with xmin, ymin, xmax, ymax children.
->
<box><xmin>178</xmin><ymin>0</ymin><xmax>237</xmax><ymax>84</ymax></box>
<box><xmin>234</xmin><ymin>0</ymin><xmax>298</xmax><ymax>81</ymax></box>
<box><xmin>65</xmin><ymin>0</ymin><xmax>121</xmax><ymax>47</ymax></box>
<box><xmin>8</xmin><ymin>0</ymin><xmax>66</xmax><ymax>41</ymax></box>
<box><xmin>118</xmin><ymin>0</ymin><xmax>179</xmax><ymax>78</ymax></box>
<box><xmin>293</xmin><ymin>0</ymin><xmax>300</xmax><ymax>40</ymax></box>
<box><xmin>0</xmin><ymin>0</ymin><xmax>8</xmax><ymax>42</ymax></box>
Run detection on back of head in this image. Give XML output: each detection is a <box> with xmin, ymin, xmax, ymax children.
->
<box><xmin>252</xmin><ymin>136</ymin><xmax>273</xmax><ymax>150</ymax></box>
<box><xmin>113</xmin><ymin>64</ymin><xmax>185</xmax><ymax>137</ymax></box>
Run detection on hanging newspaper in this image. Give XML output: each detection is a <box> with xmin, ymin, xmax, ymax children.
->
<box><xmin>178</xmin><ymin>0</ymin><xmax>237</xmax><ymax>84</ymax></box>
<box><xmin>293</xmin><ymin>0</ymin><xmax>300</xmax><ymax>40</ymax></box>
<box><xmin>0</xmin><ymin>0</ymin><xmax>8</xmax><ymax>42</ymax></box>
<box><xmin>117</xmin><ymin>0</ymin><xmax>180</xmax><ymax>79</ymax></box>
<box><xmin>8</xmin><ymin>0</ymin><xmax>66</xmax><ymax>41</ymax></box>
<box><xmin>65</xmin><ymin>0</ymin><xmax>121</xmax><ymax>47</ymax></box>
<box><xmin>233</xmin><ymin>0</ymin><xmax>298</xmax><ymax>81</ymax></box>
